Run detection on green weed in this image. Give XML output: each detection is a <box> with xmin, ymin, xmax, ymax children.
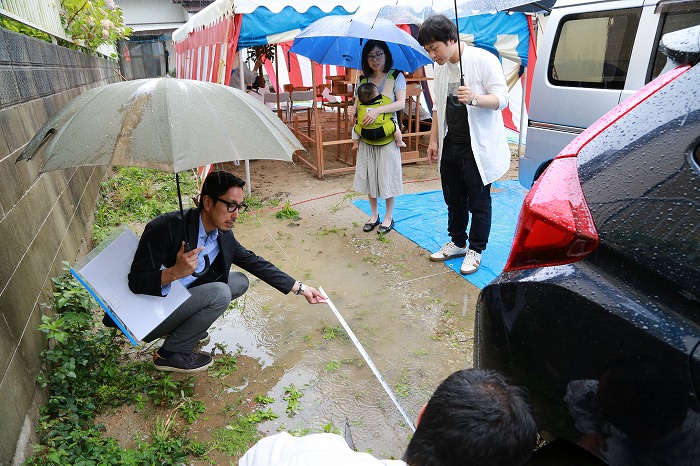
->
<box><xmin>178</xmin><ymin>399</ymin><xmax>206</xmax><ymax>424</ymax></box>
<box><xmin>321</xmin><ymin>422</ymin><xmax>342</xmax><ymax>434</ymax></box>
<box><xmin>148</xmin><ymin>374</ymin><xmax>195</xmax><ymax>406</ymax></box>
<box><xmin>329</xmin><ymin>193</ymin><xmax>354</xmax><ymax>213</ymax></box>
<box><xmin>275</xmin><ymin>202</ymin><xmax>300</xmax><ymax>220</ymax></box>
<box><xmin>377</xmin><ymin>233</ymin><xmax>392</xmax><ymax>243</ymax></box>
<box><xmin>254</xmin><ymin>394</ymin><xmax>275</xmax><ymax>405</ymax></box>
<box><xmin>317</xmin><ymin>226</ymin><xmax>347</xmax><ymax>236</ymax></box>
<box><xmin>394</xmin><ymin>367</ymin><xmax>411</xmax><ymax>398</ymax></box>
<box><xmin>209</xmin><ymin>354</ymin><xmax>239</xmax><ymax>378</ymax></box>
<box><xmin>283</xmin><ymin>384</ymin><xmax>304</xmax><ymax>416</ymax></box>
<box><xmin>321</xmin><ymin>324</ymin><xmax>346</xmax><ymax>341</ymax></box>
<box><xmin>27</xmin><ymin>270</ymin><xmax>205</xmax><ymax>464</ymax></box>
<box><xmin>244</xmin><ymin>194</ymin><xmax>264</xmax><ymax>211</ymax></box>
<box><xmin>210</xmin><ymin>417</ymin><xmax>261</xmax><ymax>457</ymax></box>
<box><xmin>324</xmin><ymin>360</ymin><xmax>341</xmax><ymax>372</ymax></box>
<box><xmin>245</xmin><ymin>408</ymin><xmax>279</xmax><ymax>423</ymax></box>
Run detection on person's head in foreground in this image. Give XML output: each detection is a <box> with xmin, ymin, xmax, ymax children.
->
<box><xmin>405</xmin><ymin>368</ymin><xmax>538</xmax><ymax>466</ymax></box>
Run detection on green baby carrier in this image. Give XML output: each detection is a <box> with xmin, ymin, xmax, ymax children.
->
<box><xmin>354</xmin><ymin>70</ymin><xmax>401</xmax><ymax>146</ymax></box>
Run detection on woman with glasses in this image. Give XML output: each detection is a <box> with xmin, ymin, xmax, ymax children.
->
<box><xmin>351</xmin><ymin>40</ymin><xmax>407</xmax><ymax>235</ymax></box>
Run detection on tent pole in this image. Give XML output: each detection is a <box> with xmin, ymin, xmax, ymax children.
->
<box><xmin>245</xmin><ymin>161</ymin><xmax>251</xmax><ymax>195</ymax></box>
<box><xmin>240</xmin><ymin>48</ymin><xmax>252</xmax><ymax>195</ymax></box>
<box><xmin>517</xmin><ymin>66</ymin><xmax>526</xmax><ymax>158</ymax></box>
<box><xmin>311</xmin><ymin>61</ymin><xmax>320</xmax><ymax>177</ymax></box>
<box><xmin>275</xmin><ymin>46</ymin><xmax>282</xmax><ymax>120</ymax></box>
<box><xmin>238</xmin><ymin>49</ymin><xmax>245</xmax><ymax>90</ymax></box>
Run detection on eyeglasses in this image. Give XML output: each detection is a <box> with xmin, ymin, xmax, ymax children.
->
<box><xmin>367</xmin><ymin>52</ymin><xmax>384</xmax><ymax>61</ymax></box>
<box><xmin>215</xmin><ymin>198</ymin><xmax>249</xmax><ymax>213</ymax></box>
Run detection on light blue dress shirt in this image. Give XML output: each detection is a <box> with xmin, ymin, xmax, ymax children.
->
<box><xmin>161</xmin><ymin>216</ymin><xmax>220</xmax><ymax>295</ymax></box>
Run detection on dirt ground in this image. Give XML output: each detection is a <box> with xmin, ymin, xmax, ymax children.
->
<box><xmin>95</xmin><ymin>110</ymin><xmax>520</xmax><ymax>464</ymax></box>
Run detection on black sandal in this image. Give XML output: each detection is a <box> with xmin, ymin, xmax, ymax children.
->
<box><xmin>377</xmin><ymin>219</ymin><xmax>395</xmax><ymax>234</ymax></box>
<box><xmin>363</xmin><ymin>218</ymin><xmax>381</xmax><ymax>232</ymax></box>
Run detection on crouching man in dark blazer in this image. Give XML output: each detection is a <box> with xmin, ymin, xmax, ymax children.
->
<box><xmin>128</xmin><ymin>170</ymin><xmax>325</xmax><ymax>373</ymax></box>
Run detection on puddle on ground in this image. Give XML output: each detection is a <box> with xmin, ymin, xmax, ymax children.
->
<box><xmin>202</xmin><ymin>200</ymin><xmax>478</xmax><ymax>459</ymax></box>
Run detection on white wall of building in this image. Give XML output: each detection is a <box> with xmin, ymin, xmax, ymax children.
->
<box><xmin>115</xmin><ymin>0</ymin><xmax>190</xmax><ymax>33</ymax></box>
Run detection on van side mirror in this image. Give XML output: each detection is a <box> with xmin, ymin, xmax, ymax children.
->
<box><xmin>659</xmin><ymin>25</ymin><xmax>700</xmax><ymax>72</ymax></box>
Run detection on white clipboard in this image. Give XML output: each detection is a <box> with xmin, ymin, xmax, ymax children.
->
<box><xmin>72</xmin><ymin>226</ymin><xmax>190</xmax><ymax>345</ymax></box>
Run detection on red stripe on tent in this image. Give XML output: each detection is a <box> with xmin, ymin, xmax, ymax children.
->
<box><xmin>280</xmin><ymin>41</ymin><xmax>304</xmax><ymax>87</ymax></box>
<box><xmin>263</xmin><ymin>58</ymin><xmax>278</xmax><ymax>92</ymax></box>
<box><xmin>224</xmin><ymin>15</ymin><xmax>243</xmax><ymax>86</ymax></box>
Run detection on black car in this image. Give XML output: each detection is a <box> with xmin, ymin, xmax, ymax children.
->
<box><xmin>476</xmin><ymin>26</ymin><xmax>700</xmax><ymax>465</ymax></box>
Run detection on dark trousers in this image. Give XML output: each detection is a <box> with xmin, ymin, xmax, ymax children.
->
<box><xmin>440</xmin><ymin>138</ymin><xmax>492</xmax><ymax>253</ymax></box>
<box><xmin>145</xmin><ymin>271</ymin><xmax>249</xmax><ymax>353</ymax></box>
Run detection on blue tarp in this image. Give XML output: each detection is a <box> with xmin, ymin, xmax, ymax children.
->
<box><xmin>353</xmin><ymin>180</ymin><xmax>528</xmax><ymax>289</ymax></box>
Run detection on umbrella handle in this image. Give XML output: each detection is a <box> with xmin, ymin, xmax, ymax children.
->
<box><xmin>191</xmin><ymin>253</ymin><xmax>211</xmax><ymax>277</ymax></box>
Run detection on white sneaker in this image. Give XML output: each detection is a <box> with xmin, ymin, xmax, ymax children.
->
<box><xmin>460</xmin><ymin>250</ymin><xmax>482</xmax><ymax>275</ymax></box>
<box><xmin>430</xmin><ymin>241</ymin><xmax>468</xmax><ymax>261</ymax></box>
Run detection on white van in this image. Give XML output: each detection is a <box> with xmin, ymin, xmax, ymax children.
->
<box><xmin>520</xmin><ymin>0</ymin><xmax>700</xmax><ymax>188</ymax></box>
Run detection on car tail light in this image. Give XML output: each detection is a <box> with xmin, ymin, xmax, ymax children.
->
<box><xmin>504</xmin><ymin>156</ymin><xmax>599</xmax><ymax>271</ymax></box>
<box><xmin>504</xmin><ymin>64</ymin><xmax>692</xmax><ymax>272</ymax></box>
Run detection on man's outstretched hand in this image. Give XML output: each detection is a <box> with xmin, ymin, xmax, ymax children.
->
<box><xmin>300</xmin><ymin>285</ymin><xmax>326</xmax><ymax>304</ymax></box>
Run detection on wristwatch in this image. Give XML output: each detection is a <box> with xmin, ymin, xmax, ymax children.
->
<box><xmin>469</xmin><ymin>96</ymin><xmax>479</xmax><ymax>106</ymax></box>
<box><xmin>295</xmin><ymin>281</ymin><xmax>306</xmax><ymax>295</ymax></box>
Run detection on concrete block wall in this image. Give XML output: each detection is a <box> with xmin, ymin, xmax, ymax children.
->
<box><xmin>0</xmin><ymin>28</ymin><xmax>119</xmax><ymax>464</ymax></box>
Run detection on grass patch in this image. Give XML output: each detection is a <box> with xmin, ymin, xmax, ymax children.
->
<box><xmin>27</xmin><ymin>268</ymin><xmax>283</xmax><ymax>465</ymax></box>
<box><xmin>93</xmin><ymin>167</ymin><xmax>198</xmax><ymax>244</ymax></box>
<box><xmin>27</xmin><ymin>268</ymin><xmax>206</xmax><ymax>465</ymax></box>
<box><xmin>210</xmin><ymin>416</ymin><xmax>262</xmax><ymax>457</ymax></box>
<box><xmin>275</xmin><ymin>202</ymin><xmax>300</xmax><ymax>221</ymax></box>
<box><xmin>317</xmin><ymin>226</ymin><xmax>347</xmax><ymax>236</ymax></box>
<box><xmin>324</xmin><ymin>360</ymin><xmax>341</xmax><ymax>372</ymax></box>
<box><xmin>321</xmin><ymin>324</ymin><xmax>347</xmax><ymax>341</ymax></box>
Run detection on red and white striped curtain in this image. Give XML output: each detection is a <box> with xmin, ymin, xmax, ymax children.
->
<box><xmin>174</xmin><ymin>14</ymin><xmax>242</xmax><ymax>84</ymax></box>
<box><xmin>262</xmin><ymin>41</ymin><xmax>345</xmax><ymax>94</ymax></box>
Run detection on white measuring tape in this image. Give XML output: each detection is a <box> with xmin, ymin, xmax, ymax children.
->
<box><xmin>319</xmin><ymin>287</ymin><xmax>416</xmax><ymax>432</ymax></box>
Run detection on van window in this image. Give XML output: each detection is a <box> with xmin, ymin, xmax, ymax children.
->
<box><xmin>649</xmin><ymin>10</ymin><xmax>700</xmax><ymax>80</ymax></box>
<box><xmin>548</xmin><ymin>9</ymin><xmax>642</xmax><ymax>89</ymax></box>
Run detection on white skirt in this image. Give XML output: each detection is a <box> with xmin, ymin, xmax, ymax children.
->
<box><xmin>353</xmin><ymin>141</ymin><xmax>403</xmax><ymax>199</ymax></box>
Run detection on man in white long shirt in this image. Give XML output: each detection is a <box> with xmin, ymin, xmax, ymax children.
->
<box><xmin>418</xmin><ymin>14</ymin><xmax>511</xmax><ymax>275</ymax></box>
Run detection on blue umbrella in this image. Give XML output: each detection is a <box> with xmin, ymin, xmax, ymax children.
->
<box><xmin>289</xmin><ymin>15</ymin><xmax>432</xmax><ymax>73</ymax></box>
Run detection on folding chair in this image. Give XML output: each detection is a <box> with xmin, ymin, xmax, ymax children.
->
<box><xmin>289</xmin><ymin>89</ymin><xmax>315</xmax><ymax>137</ymax></box>
<box><xmin>263</xmin><ymin>91</ymin><xmax>291</xmax><ymax>122</ymax></box>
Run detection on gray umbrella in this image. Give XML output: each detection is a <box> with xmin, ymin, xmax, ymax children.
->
<box><xmin>17</xmin><ymin>77</ymin><xmax>304</xmax><ymax>275</ymax></box>
<box><xmin>18</xmin><ymin>77</ymin><xmax>302</xmax><ymax>172</ymax></box>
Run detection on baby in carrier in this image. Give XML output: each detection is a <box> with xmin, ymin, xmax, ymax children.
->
<box><xmin>352</xmin><ymin>82</ymin><xmax>406</xmax><ymax>150</ymax></box>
